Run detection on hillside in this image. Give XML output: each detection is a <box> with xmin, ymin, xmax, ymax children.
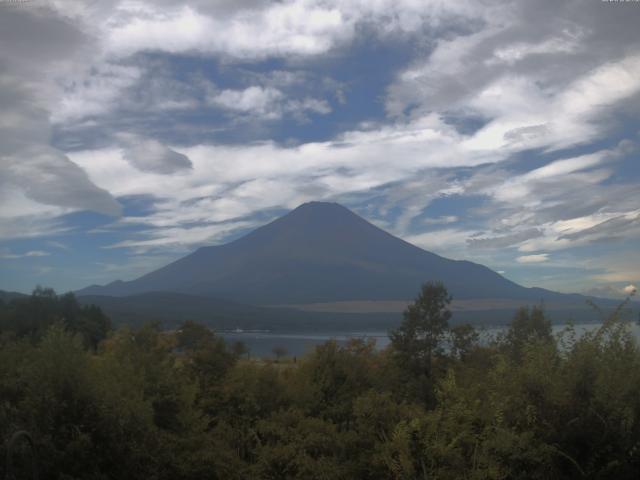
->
<box><xmin>0</xmin><ymin>290</ymin><xmax>28</xmax><ymax>303</ymax></box>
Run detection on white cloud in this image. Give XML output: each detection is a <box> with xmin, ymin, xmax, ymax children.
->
<box><xmin>52</xmin><ymin>64</ymin><xmax>142</xmax><ymax>124</ymax></box>
<box><xmin>106</xmin><ymin>219</ymin><xmax>257</xmax><ymax>252</ymax></box>
<box><xmin>104</xmin><ymin>3</ymin><xmax>350</xmax><ymax>59</ymax></box>
<box><xmin>47</xmin><ymin>241</ymin><xmax>70</xmax><ymax>251</ymax></box>
<box><xmin>0</xmin><ymin>213</ymin><xmax>69</xmax><ymax>241</ymax></box>
<box><xmin>67</xmin><ymin>112</ymin><xmax>490</xmax><ymax>239</ymax></box>
<box><xmin>119</xmin><ymin>134</ymin><xmax>193</xmax><ymax>174</ymax></box>
<box><xmin>209</xmin><ymin>86</ymin><xmax>284</xmax><ymax>115</ymax></box>
<box><xmin>98</xmin><ymin>0</ymin><xmax>489</xmax><ymax>61</ymax></box>
<box><xmin>0</xmin><ymin>250</ymin><xmax>50</xmax><ymax>260</ymax></box>
<box><xmin>1</xmin><ymin>147</ymin><xmax>121</xmax><ymax>217</ymax></box>
<box><xmin>487</xmin><ymin>150</ymin><xmax>612</xmax><ymax>203</ymax></box>
<box><xmin>207</xmin><ymin>84</ymin><xmax>332</xmax><ymax>120</ymax></box>
<box><xmin>592</xmin><ymin>269</ymin><xmax>640</xmax><ymax>283</ymax></box>
<box><xmin>488</xmin><ymin>36</ymin><xmax>581</xmax><ymax>66</ymax></box>
<box><xmin>422</xmin><ymin>215</ymin><xmax>459</xmax><ymax>225</ymax></box>
<box><xmin>453</xmin><ymin>141</ymin><xmax>640</xmax><ymax>257</ymax></box>
<box><xmin>516</xmin><ymin>254</ymin><xmax>549</xmax><ymax>264</ymax></box>
<box><xmin>461</xmin><ymin>55</ymin><xmax>640</xmax><ymax>154</ymax></box>
<box><xmin>405</xmin><ymin>228</ymin><xmax>477</xmax><ymax>257</ymax></box>
<box><xmin>583</xmin><ymin>283</ymin><xmax>639</xmax><ymax>299</ymax></box>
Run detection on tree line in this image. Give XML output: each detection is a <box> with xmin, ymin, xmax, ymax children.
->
<box><xmin>1</xmin><ymin>283</ymin><xmax>639</xmax><ymax>479</ymax></box>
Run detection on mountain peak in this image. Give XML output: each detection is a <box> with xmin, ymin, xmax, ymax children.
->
<box><xmin>267</xmin><ymin>201</ymin><xmax>371</xmax><ymax>234</ymax></box>
<box><xmin>290</xmin><ymin>201</ymin><xmax>352</xmax><ymax>216</ymax></box>
<box><xmin>296</xmin><ymin>200</ymin><xmax>343</xmax><ymax>209</ymax></box>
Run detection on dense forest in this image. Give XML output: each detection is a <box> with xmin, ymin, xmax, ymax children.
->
<box><xmin>1</xmin><ymin>284</ymin><xmax>639</xmax><ymax>479</ymax></box>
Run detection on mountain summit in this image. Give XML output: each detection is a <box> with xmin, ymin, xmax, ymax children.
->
<box><xmin>78</xmin><ymin>202</ymin><xmax>569</xmax><ymax>305</ymax></box>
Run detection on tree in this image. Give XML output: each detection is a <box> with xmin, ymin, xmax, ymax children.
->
<box><xmin>0</xmin><ymin>288</ymin><xmax>111</xmax><ymax>348</ymax></box>
<box><xmin>176</xmin><ymin>320</ymin><xmax>215</xmax><ymax>352</ymax></box>
<box><xmin>504</xmin><ymin>305</ymin><xmax>552</xmax><ymax>360</ymax></box>
<box><xmin>449</xmin><ymin>323</ymin><xmax>479</xmax><ymax>360</ymax></box>
<box><xmin>390</xmin><ymin>282</ymin><xmax>452</xmax><ymax>377</ymax></box>
<box><xmin>272</xmin><ymin>345</ymin><xmax>288</xmax><ymax>362</ymax></box>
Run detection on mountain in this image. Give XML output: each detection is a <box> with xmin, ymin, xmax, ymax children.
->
<box><xmin>78</xmin><ymin>201</ymin><xmax>583</xmax><ymax>306</ymax></box>
<box><xmin>0</xmin><ymin>290</ymin><xmax>28</xmax><ymax>303</ymax></box>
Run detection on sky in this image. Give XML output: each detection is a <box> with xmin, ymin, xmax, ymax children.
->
<box><xmin>0</xmin><ymin>0</ymin><xmax>639</xmax><ymax>298</ymax></box>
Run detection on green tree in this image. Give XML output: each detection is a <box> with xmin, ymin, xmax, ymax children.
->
<box><xmin>177</xmin><ymin>320</ymin><xmax>215</xmax><ymax>351</ymax></box>
<box><xmin>449</xmin><ymin>323</ymin><xmax>479</xmax><ymax>360</ymax></box>
<box><xmin>390</xmin><ymin>282</ymin><xmax>452</xmax><ymax>378</ymax></box>
<box><xmin>503</xmin><ymin>305</ymin><xmax>552</xmax><ymax>360</ymax></box>
<box><xmin>0</xmin><ymin>287</ymin><xmax>111</xmax><ymax>348</ymax></box>
<box><xmin>272</xmin><ymin>345</ymin><xmax>288</xmax><ymax>362</ymax></box>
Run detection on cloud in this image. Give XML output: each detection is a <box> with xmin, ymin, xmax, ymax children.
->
<box><xmin>105</xmin><ymin>219</ymin><xmax>258</xmax><ymax>252</ymax></box>
<box><xmin>584</xmin><ymin>283</ymin><xmax>637</xmax><ymax>299</ymax></box>
<box><xmin>0</xmin><ymin>250</ymin><xmax>50</xmax><ymax>260</ymax></box>
<box><xmin>516</xmin><ymin>254</ymin><xmax>549</xmax><ymax>264</ymax></box>
<box><xmin>0</xmin><ymin>211</ymin><xmax>69</xmax><ymax>241</ymax></box>
<box><xmin>455</xmin><ymin>142</ymin><xmax>640</xmax><ymax>256</ymax></box>
<box><xmin>460</xmin><ymin>55</ymin><xmax>640</xmax><ymax>153</ymax></box>
<box><xmin>66</xmin><ymin>123</ymin><xmax>640</xmax><ymax>262</ymax></box>
<box><xmin>593</xmin><ymin>269</ymin><xmax>640</xmax><ymax>283</ymax></box>
<box><xmin>47</xmin><ymin>241</ymin><xmax>70</xmax><ymax>251</ymax></box>
<box><xmin>0</xmin><ymin>4</ymin><xmax>123</xmax><ymax>232</ymax></box>
<box><xmin>99</xmin><ymin>0</ymin><xmax>483</xmax><ymax>61</ymax></box>
<box><xmin>586</xmin><ymin>251</ymin><xmax>640</xmax><ymax>284</ymax></box>
<box><xmin>119</xmin><ymin>135</ymin><xmax>193</xmax><ymax>174</ymax></box>
<box><xmin>67</xmin><ymin>112</ymin><xmax>494</xmax><ymax>248</ymax></box>
<box><xmin>1</xmin><ymin>147</ymin><xmax>122</xmax><ymax>217</ymax></box>
<box><xmin>558</xmin><ymin>212</ymin><xmax>640</xmax><ymax>243</ymax></box>
<box><xmin>52</xmin><ymin>64</ymin><xmax>142</xmax><ymax>124</ymax></box>
<box><xmin>488</xmin><ymin>36</ymin><xmax>581</xmax><ymax>66</ymax></box>
<box><xmin>209</xmin><ymin>86</ymin><xmax>284</xmax><ymax>115</ymax></box>
<box><xmin>583</xmin><ymin>284</ymin><xmax>625</xmax><ymax>299</ymax></box>
<box><xmin>405</xmin><ymin>228</ymin><xmax>477</xmax><ymax>257</ymax></box>
<box><xmin>387</xmin><ymin>0</ymin><xmax>640</xmax><ymax>153</ymax></box>
<box><xmin>468</xmin><ymin>228</ymin><xmax>542</xmax><ymax>249</ymax></box>
<box><xmin>422</xmin><ymin>216</ymin><xmax>459</xmax><ymax>225</ymax></box>
<box><xmin>104</xmin><ymin>3</ymin><xmax>350</xmax><ymax>59</ymax></box>
<box><xmin>207</xmin><ymin>84</ymin><xmax>332</xmax><ymax>120</ymax></box>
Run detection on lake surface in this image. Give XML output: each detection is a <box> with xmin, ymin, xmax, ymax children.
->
<box><xmin>222</xmin><ymin>322</ymin><xmax>640</xmax><ymax>358</ymax></box>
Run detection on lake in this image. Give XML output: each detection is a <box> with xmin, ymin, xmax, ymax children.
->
<box><xmin>222</xmin><ymin>321</ymin><xmax>640</xmax><ymax>358</ymax></box>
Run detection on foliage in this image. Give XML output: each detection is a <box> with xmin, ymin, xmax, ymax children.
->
<box><xmin>1</xmin><ymin>286</ymin><xmax>640</xmax><ymax>478</ymax></box>
<box><xmin>389</xmin><ymin>282</ymin><xmax>452</xmax><ymax>377</ymax></box>
<box><xmin>0</xmin><ymin>287</ymin><xmax>111</xmax><ymax>348</ymax></box>
<box><xmin>501</xmin><ymin>305</ymin><xmax>553</xmax><ymax>360</ymax></box>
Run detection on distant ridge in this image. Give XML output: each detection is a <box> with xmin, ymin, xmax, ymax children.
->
<box><xmin>0</xmin><ymin>290</ymin><xmax>28</xmax><ymax>303</ymax></box>
<box><xmin>77</xmin><ymin>201</ymin><xmax>586</xmax><ymax>306</ymax></box>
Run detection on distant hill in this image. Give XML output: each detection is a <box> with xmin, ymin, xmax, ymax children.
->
<box><xmin>76</xmin><ymin>292</ymin><xmax>398</xmax><ymax>331</ymax></box>
<box><xmin>0</xmin><ymin>290</ymin><xmax>28</xmax><ymax>303</ymax></box>
<box><xmin>77</xmin><ymin>202</ymin><xmax>584</xmax><ymax>305</ymax></box>
<box><xmin>76</xmin><ymin>291</ymin><xmax>622</xmax><ymax>331</ymax></box>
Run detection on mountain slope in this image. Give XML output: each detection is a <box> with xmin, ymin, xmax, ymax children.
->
<box><xmin>77</xmin><ymin>202</ymin><xmax>582</xmax><ymax>305</ymax></box>
<box><xmin>0</xmin><ymin>290</ymin><xmax>29</xmax><ymax>303</ymax></box>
